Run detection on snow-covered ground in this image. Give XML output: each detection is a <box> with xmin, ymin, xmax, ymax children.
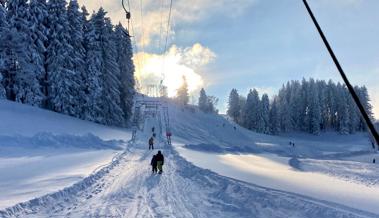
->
<box><xmin>1</xmin><ymin>98</ymin><xmax>379</xmax><ymax>217</ymax></box>
<box><xmin>168</xmin><ymin>103</ymin><xmax>379</xmax><ymax>215</ymax></box>
<box><xmin>0</xmin><ymin>100</ymin><xmax>129</xmax><ymax>209</ymax></box>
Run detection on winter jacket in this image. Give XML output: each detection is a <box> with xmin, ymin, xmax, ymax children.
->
<box><xmin>151</xmin><ymin>155</ymin><xmax>157</xmax><ymax>166</ymax></box>
<box><xmin>149</xmin><ymin>138</ymin><xmax>154</xmax><ymax>145</ymax></box>
<box><xmin>156</xmin><ymin>153</ymin><xmax>164</xmax><ymax>165</ymax></box>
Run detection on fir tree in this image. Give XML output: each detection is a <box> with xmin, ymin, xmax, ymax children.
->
<box><xmin>114</xmin><ymin>23</ymin><xmax>135</xmax><ymax>124</ymax></box>
<box><xmin>6</xmin><ymin>0</ymin><xmax>44</xmax><ymax>106</ymax></box>
<box><xmin>176</xmin><ymin>76</ymin><xmax>189</xmax><ymax>105</ymax></box>
<box><xmin>260</xmin><ymin>93</ymin><xmax>270</xmax><ymax>134</ymax></box>
<box><xmin>46</xmin><ymin>0</ymin><xmax>80</xmax><ymax>115</ymax></box>
<box><xmin>29</xmin><ymin>0</ymin><xmax>48</xmax><ymax>104</ymax></box>
<box><xmin>269</xmin><ymin>97</ymin><xmax>280</xmax><ymax>135</ymax></box>
<box><xmin>82</xmin><ymin>11</ymin><xmax>103</xmax><ymax>123</ymax></box>
<box><xmin>93</xmin><ymin>8</ymin><xmax>124</xmax><ymax>126</ymax></box>
<box><xmin>198</xmin><ymin>88</ymin><xmax>208</xmax><ymax>112</ymax></box>
<box><xmin>227</xmin><ymin>89</ymin><xmax>240</xmax><ymax>122</ymax></box>
<box><xmin>67</xmin><ymin>0</ymin><xmax>86</xmax><ymax>115</ymax></box>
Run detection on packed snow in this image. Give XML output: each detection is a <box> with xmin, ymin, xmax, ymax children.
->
<box><xmin>1</xmin><ymin>99</ymin><xmax>378</xmax><ymax>217</ymax></box>
<box><xmin>0</xmin><ymin>100</ymin><xmax>129</xmax><ymax>209</ymax></box>
<box><xmin>168</xmin><ymin>103</ymin><xmax>379</xmax><ymax>215</ymax></box>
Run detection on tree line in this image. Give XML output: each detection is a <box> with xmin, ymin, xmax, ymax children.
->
<box><xmin>0</xmin><ymin>0</ymin><xmax>135</xmax><ymax>126</ymax></box>
<box><xmin>227</xmin><ymin>78</ymin><xmax>374</xmax><ymax>135</ymax></box>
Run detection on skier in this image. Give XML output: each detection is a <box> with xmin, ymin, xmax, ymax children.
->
<box><xmin>166</xmin><ymin>131</ymin><xmax>172</xmax><ymax>145</ymax></box>
<box><xmin>152</xmin><ymin>127</ymin><xmax>155</xmax><ymax>133</ymax></box>
<box><xmin>151</xmin><ymin>155</ymin><xmax>158</xmax><ymax>173</ymax></box>
<box><xmin>373</xmin><ymin>158</ymin><xmax>376</xmax><ymax>164</ymax></box>
<box><xmin>156</xmin><ymin>150</ymin><xmax>164</xmax><ymax>174</ymax></box>
<box><xmin>149</xmin><ymin>137</ymin><xmax>154</xmax><ymax>150</ymax></box>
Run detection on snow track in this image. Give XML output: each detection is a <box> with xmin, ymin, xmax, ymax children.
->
<box><xmin>1</xmin><ymin>136</ymin><xmax>377</xmax><ymax>217</ymax></box>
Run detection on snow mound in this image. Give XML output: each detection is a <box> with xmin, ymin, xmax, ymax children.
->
<box><xmin>0</xmin><ymin>133</ymin><xmax>123</xmax><ymax>156</ymax></box>
<box><xmin>0</xmin><ymin>100</ymin><xmax>130</xmax><ymax>141</ymax></box>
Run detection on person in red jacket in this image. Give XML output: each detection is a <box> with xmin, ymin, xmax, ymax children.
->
<box><xmin>166</xmin><ymin>131</ymin><xmax>172</xmax><ymax>145</ymax></box>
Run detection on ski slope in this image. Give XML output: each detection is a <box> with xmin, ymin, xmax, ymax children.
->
<box><xmin>168</xmin><ymin>103</ymin><xmax>379</xmax><ymax>215</ymax></box>
<box><xmin>0</xmin><ymin>100</ymin><xmax>129</xmax><ymax>209</ymax></box>
<box><xmin>0</xmin><ymin>99</ymin><xmax>378</xmax><ymax>217</ymax></box>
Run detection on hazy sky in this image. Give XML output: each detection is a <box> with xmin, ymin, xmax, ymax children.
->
<box><xmin>78</xmin><ymin>0</ymin><xmax>379</xmax><ymax>118</ymax></box>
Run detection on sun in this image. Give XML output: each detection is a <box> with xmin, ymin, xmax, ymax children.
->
<box><xmin>134</xmin><ymin>49</ymin><xmax>204</xmax><ymax>97</ymax></box>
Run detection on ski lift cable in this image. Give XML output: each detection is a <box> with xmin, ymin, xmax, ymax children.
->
<box><xmin>122</xmin><ymin>0</ymin><xmax>143</xmax><ymax>87</ymax></box>
<box><xmin>139</xmin><ymin>0</ymin><xmax>145</xmax><ymax>66</ymax></box>
<box><xmin>302</xmin><ymin>0</ymin><xmax>379</xmax><ymax>148</ymax></box>
<box><xmin>158</xmin><ymin>0</ymin><xmax>165</xmax><ymax>54</ymax></box>
<box><xmin>160</xmin><ymin>0</ymin><xmax>174</xmax><ymax>81</ymax></box>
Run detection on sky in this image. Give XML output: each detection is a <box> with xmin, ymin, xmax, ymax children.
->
<box><xmin>78</xmin><ymin>0</ymin><xmax>379</xmax><ymax>119</ymax></box>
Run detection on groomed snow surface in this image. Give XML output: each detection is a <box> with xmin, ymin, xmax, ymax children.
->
<box><xmin>0</xmin><ymin>99</ymin><xmax>378</xmax><ymax>217</ymax></box>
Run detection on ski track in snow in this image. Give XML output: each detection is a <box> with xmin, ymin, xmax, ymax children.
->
<box><xmin>0</xmin><ymin>136</ymin><xmax>377</xmax><ymax>218</ymax></box>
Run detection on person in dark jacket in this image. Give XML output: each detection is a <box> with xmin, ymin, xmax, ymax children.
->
<box><xmin>151</xmin><ymin>155</ymin><xmax>158</xmax><ymax>173</ymax></box>
<box><xmin>149</xmin><ymin>137</ymin><xmax>154</xmax><ymax>150</ymax></box>
<box><xmin>156</xmin><ymin>150</ymin><xmax>164</xmax><ymax>174</ymax></box>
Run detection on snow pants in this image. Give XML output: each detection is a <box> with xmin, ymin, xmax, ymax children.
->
<box><xmin>152</xmin><ymin>164</ymin><xmax>158</xmax><ymax>173</ymax></box>
<box><xmin>157</xmin><ymin>161</ymin><xmax>163</xmax><ymax>173</ymax></box>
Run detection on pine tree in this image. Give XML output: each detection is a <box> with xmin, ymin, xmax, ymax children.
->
<box><xmin>0</xmin><ymin>4</ymin><xmax>9</xmax><ymax>98</ymax></box>
<box><xmin>67</xmin><ymin>0</ymin><xmax>86</xmax><ymax>116</ymax></box>
<box><xmin>227</xmin><ymin>89</ymin><xmax>240</xmax><ymax>122</ymax></box>
<box><xmin>81</xmin><ymin>11</ymin><xmax>103</xmax><ymax>123</ymax></box>
<box><xmin>46</xmin><ymin>0</ymin><xmax>80</xmax><ymax>115</ymax></box>
<box><xmin>114</xmin><ymin>23</ymin><xmax>135</xmax><ymax>124</ymax></box>
<box><xmin>308</xmin><ymin>79</ymin><xmax>321</xmax><ymax>134</ymax></box>
<box><xmin>269</xmin><ymin>97</ymin><xmax>280</xmax><ymax>135</ymax></box>
<box><xmin>278</xmin><ymin>85</ymin><xmax>291</xmax><ymax>132</ymax></box>
<box><xmin>337</xmin><ymin>84</ymin><xmax>350</xmax><ymax>134</ymax></box>
<box><xmin>242</xmin><ymin>89</ymin><xmax>260</xmax><ymax>130</ymax></box>
<box><xmin>93</xmin><ymin>8</ymin><xmax>124</xmax><ymax>126</ymax></box>
<box><xmin>6</xmin><ymin>0</ymin><xmax>44</xmax><ymax>106</ymax></box>
<box><xmin>176</xmin><ymin>76</ymin><xmax>189</xmax><ymax>105</ymax></box>
<box><xmin>356</xmin><ymin>86</ymin><xmax>374</xmax><ymax>131</ymax></box>
<box><xmin>29</xmin><ymin>0</ymin><xmax>48</xmax><ymax>105</ymax></box>
<box><xmin>261</xmin><ymin>93</ymin><xmax>270</xmax><ymax>134</ymax></box>
<box><xmin>198</xmin><ymin>88</ymin><xmax>208</xmax><ymax>112</ymax></box>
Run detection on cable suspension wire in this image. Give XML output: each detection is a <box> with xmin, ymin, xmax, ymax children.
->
<box><xmin>158</xmin><ymin>0</ymin><xmax>165</xmax><ymax>54</ymax></box>
<box><xmin>160</xmin><ymin>0</ymin><xmax>173</xmax><ymax>81</ymax></box>
<box><xmin>302</xmin><ymin>0</ymin><xmax>379</xmax><ymax>148</ymax></box>
<box><xmin>122</xmin><ymin>0</ymin><xmax>143</xmax><ymax>91</ymax></box>
<box><xmin>139</xmin><ymin>0</ymin><xmax>145</xmax><ymax>66</ymax></box>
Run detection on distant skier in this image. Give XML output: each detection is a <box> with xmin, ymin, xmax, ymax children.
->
<box><xmin>149</xmin><ymin>137</ymin><xmax>154</xmax><ymax>150</ymax></box>
<box><xmin>156</xmin><ymin>150</ymin><xmax>164</xmax><ymax>174</ymax></box>
<box><xmin>152</xmin><ymin>127</ymin><xmax>155</xmax><ymax>133</ymax></box>
<box><xmin>151</xmin><ymin>155</ymin><xmax>158</xmax><ymax>173</ymax></box>
<box><xmin>233</xmin><ymin>126</ymin><xmax>236</xmax><ymax>131</ymax></box>
<box><xmin>166</xmin><ymin>131</ymin><xmax>172</xmax><ymax>145</ymax></box>
<box><xmin>373</xmin><ymin>158</ymin><xmax>376</xmax><ymax>164</ymax></box>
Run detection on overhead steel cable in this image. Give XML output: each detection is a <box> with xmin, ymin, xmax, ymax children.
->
<box><xmin>122</xmin><ymin>0</ymin><xmax>143</xmax><ymax>91</ymax></box>
<box><xmin>160</xmin><ymin>0</ymin><xmax>174</xmax><ymax>80</ymax></box>
<box><xmin>302</xmin><ymin>0</ymin><xmax>379</xmax><ymax>148</ymax></box>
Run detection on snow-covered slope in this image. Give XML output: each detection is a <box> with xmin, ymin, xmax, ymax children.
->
<box><xmin>0</xmin><ymin>100</ymin><xmax>130</xmax><ymax>209</ymax></box>
<box><xmin>168</xmin><ymin>102</ymin><xmax>379</xmax><ymax>215</ymax></box>
<box><xmin>1</xmin><ymin>98</ymin><xmax>378</xmax><ymax>217</ymax></box>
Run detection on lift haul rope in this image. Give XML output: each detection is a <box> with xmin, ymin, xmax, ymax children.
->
<box><xmin>303</xmin><ymin>0</ymin><xmax>379</xmax><ymax>148</ymax></box>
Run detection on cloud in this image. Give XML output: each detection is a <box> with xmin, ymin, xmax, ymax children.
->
<box><xmin>134</xmin><ymin>43</ymin><xmax>215</xmax><ymax>97</ymax></box>
<box><xmin>77</xmin><ymin>0</ymin><xmax>256</xmax><ymax>47</ymax></box>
